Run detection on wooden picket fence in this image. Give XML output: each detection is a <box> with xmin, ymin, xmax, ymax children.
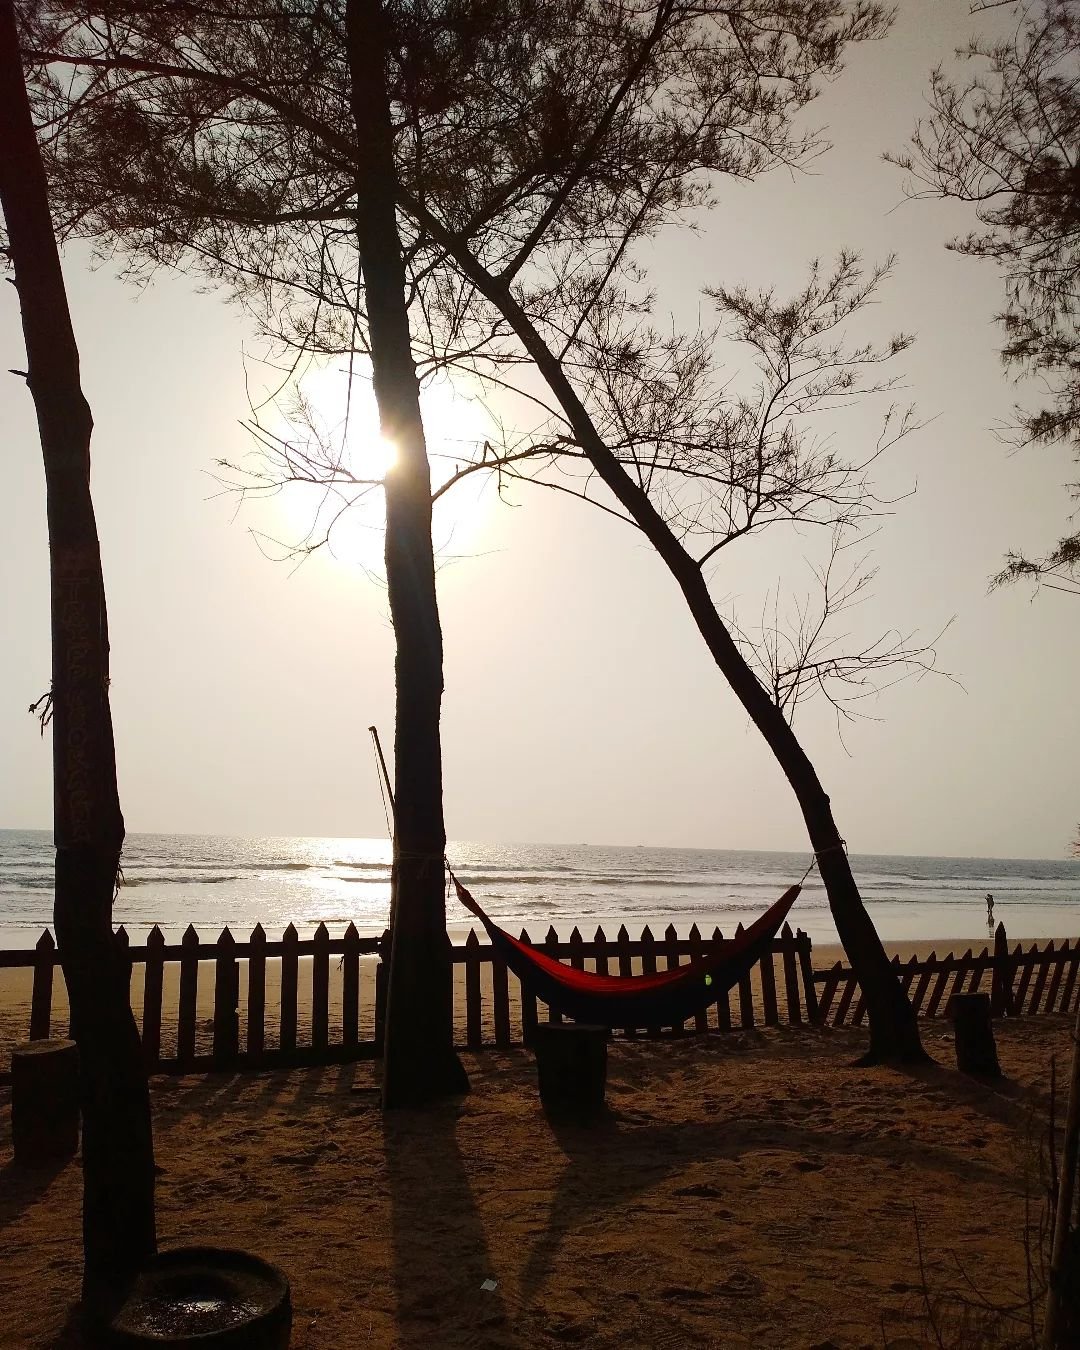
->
<box><xmin>3</xmin><ymin>919</ymin><xmax>1077</xmax><ymax>1080</ymax></box>
<box><xmin>0</xmin><ymin>919</ymin><xmax>817</xmax><ymax>1079</ymax></box>
<box><xmin>814</xmin><ymin>924</ymin><xmax>1080</xmax><ymax>1027</ymax></box>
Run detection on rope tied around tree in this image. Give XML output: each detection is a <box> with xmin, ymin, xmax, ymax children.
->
<box><xmin>799</xmin><ymin>838</ymin><xmax>848</xmax><ymax>886</ymax></box>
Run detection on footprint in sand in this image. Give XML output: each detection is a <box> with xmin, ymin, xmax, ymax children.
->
<box><xmin>672</xmin><ymin>1182</ymin><xmax>723</xmax><ymax>1199</ymax></box>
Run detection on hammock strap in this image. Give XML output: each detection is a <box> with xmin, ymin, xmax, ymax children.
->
<box><xmin>800</xmin><ymin>837</ymin><xmax>848</xmax><ymax>886</ymax></box>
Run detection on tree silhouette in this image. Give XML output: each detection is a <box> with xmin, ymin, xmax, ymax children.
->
<box><xmin>0</xmin><ymin>0</ymin><xmax>155</xmax><ymax>1316</ymax></box>
<box><xmin>21</xmin><ymin>0</ymin><xmax>927</xmax><ymax>1060</ymax></box>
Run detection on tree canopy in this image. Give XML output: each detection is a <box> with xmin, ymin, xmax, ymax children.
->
<box><xmin>19</xmin><ymin>0</ymin><xmax>932</xmax><ymax>1061</ymax></box>
<box><xmin>893</xmin><ymin>0</ymin><xmax>1080</xmax><ymax>597</ymax></box>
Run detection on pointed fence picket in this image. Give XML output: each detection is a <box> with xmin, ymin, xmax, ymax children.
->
<box><xmin>29</xmin><ymin>930</ymin><xmax>54</xmax><ymax>1041</ymax></box>
<box><xmin>342</xmin><ymin>923</ymin><xmax>360</xmax><ymax>1050</ymax></box>
<box><xmin>809</xmin><ymin>925</ymin><xmax>1080</xmax><ymax>1028</ymax></box>
<box><xmin>4</xmin><ymin>919</ymin><xmax>1079</xmax><ymax>1082</ymax></box>
<box><xmin>142</xmin><ymin>926</ymin><xmax>165</xmax><ymax>1070</ymax></box>
<box><xmin>712</xmin><ymin>927</ymin><xmax>733</xmax><ymax>1032</ymax></box>
<box><xmin>212</xmin><ymin>928</ymin><xmax>239</xmax><ymax>1065</ymax></box>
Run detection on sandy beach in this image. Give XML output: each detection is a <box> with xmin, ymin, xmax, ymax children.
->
<box><xmin>1</xmin><ymin>1010</ymin><xmax>1072</xmax><ymax>1348</ymax></box>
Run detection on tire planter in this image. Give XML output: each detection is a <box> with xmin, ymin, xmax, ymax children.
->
<box><xmin>108</xmin><ymin>1248</ymin><xmax>291</xmax><ymax>1349</ymax></box>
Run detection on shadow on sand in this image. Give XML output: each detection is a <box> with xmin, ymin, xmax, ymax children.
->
<box><xmin>384</xmin><ymin>1095</ymin><xmax>514</xmax><ymax>1348</ymax></box>
<box><xmin>0</xmin><ymin>1154</ymin><xmax>70</xmax><ymax>1235</ymax></box>
<box><xmin>522</xmin><ymin>1063</ymin><xmax>1027</xmax><ymax>1301</ymax></box>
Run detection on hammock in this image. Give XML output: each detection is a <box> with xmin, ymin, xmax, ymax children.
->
<box><xmin>453</xmin><ymin>876</ymin><xmax>800</xmax><ymax>1027</ymax></box>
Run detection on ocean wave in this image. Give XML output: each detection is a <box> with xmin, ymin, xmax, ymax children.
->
<box><xmin>126</xmin><ymin>859</ymin><xmax>317</xmax><ymax>873</ymax></box>
<box><xmin>119</xmin><ymin>874</ymin><xmax>242</xmax><ymax>887</ymax></box>
<box><xmin>0</xmin><ymin>874</ymin><xmax>53</xmax><ymax>889</ymax></box>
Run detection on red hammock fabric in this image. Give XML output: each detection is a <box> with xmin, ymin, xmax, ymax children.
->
<box><xmin>453</xmin><ymin>877</ymin><xmax>800</xmax><ymax>1027</ymax></box>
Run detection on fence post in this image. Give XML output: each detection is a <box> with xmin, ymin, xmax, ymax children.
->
<box><xmin>662</xmin><ymin>925</ymin><xmax>684</xmax><ymax>1033</ymax></box>
<box><xmin>280</xmin><ymin>923</ymin><xmax>299</xmax><ymax>1056</ymax></box>
<box><xmin>711</xmin><ymin>927</ymin><xmax>732</xmax><ymax>1032</ymax></box>
<box><xmin>617</xmin><ymin>924</ymin><xmax>634</xmax><ymax>1036</ymax></box>
<box><xmin>1046</xmin><ymin>939</ymin><xmax>1069</xmax><ymax>1015</ymax></box>
<box><xmin>925</xmin><ymin>952</ymin><xmax>956</xmax><ymax>1019</ymax></box>
<box><xmin>519</xmin><ymin>928</ymin><xmax>538</xmax><ymax>1046</ymax></box>
<box><xmin>595</xmin><ymin>925</ymin><xmax>611</xmax><ymax>977</ymax></box>
<box><xmin>464</xmin><ymin>929</ymin><xmax>482</xmax><ymax>1049</ymax></box>
<box><xmin>29</xmin><ymin>929</ymin><xmax>55</xmax><ymax>1040</ymax></box>
<box><xmin>115</xmin><ymin>925</ymin><xmax>132</xmax><ymax>1006</ymax></box>
<box><xmin>910</xmin><ymin>953</ymin><xmax>936</xmax><ymax>1016</ymax></box>
<box><xmin>780</xmin><ymin>922</ymin><xmax>801</xmax><ymax>1025</ymax></box>
<box><xmin>311</xmin><ymin>922</ymin><xmax>330</xmax><ymax>1052</ymax></box>
<box><xmin>177</xmin><ymin>924</ymin><xmax>200</xmax><ymax>1068</ymax></box>
<box><xmin>545</xmin><ymin>926</ymin><xmax>563</xmax><ymax>1025</ymax></box>
<box><xmin>247</xmin><ymin>923</ymin><xmax>266</xmax><ymax>1059</ymax></box>
<box><xmin>213</xmin><ymin>927</ymin><xmax>240</xmax><ymax>1065</ymax></box>
<box><xmin>342</xmin><ymin>922</ymin><xmax>360</xmax><ymax>1049</ymax></box>
<box><xmin>1029</xmin><ymin>941</ymin><xmax>1054</xmax><ymax>1016</ymax></box>
<box><xmin>142</xmin><ymin>926</ymin><xmax>165</xmax><ymax>1071</ymax></box>
<box><xmin>1061</xmin><ymin>941</ymin><xmax>1080</xmax><ymax>1017</ymax></box>
<box><xmin>796</xmin><ymin>930</ymin><xmax>819</xmax><ymax>1025</ymax></box>
<box><xmin>491</xmin><ymin>939</ymin><xmax>512</xmax><ymax>1049</ymax></box>
<box><xmin>736</xmin><ymin>923</ymin><xmax>754</xmax><ymax>1029</ymax></box>
<box><xmin>687</xmin><ymin>926</ymin><xmax>708</xmax><ymax>1035</ymax></box>
<box><xmin>815</xmin><ymin>961</ymin><xmax>843</xmax><ymax>1026</ymax></box>
<box><xmin>640</xmin><ymin>925</ymin><xmax>662</xmax><ymax>1037</ymax></box>
<box><xmin>374</xmin><ymin>930</ymin><xmax>390</xmax><ymax>1055</ymax></box>
<box><xmin>1014</xmin><ymin>942</ymin><xmax>1038</xmax><ymax>1014</ymax></box>
<box><xmin>833</xmin><ymin>968</ymin><xmax>858</xmax><ymax>1027</ymax></box>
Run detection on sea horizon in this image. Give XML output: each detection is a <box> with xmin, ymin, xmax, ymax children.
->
<box><xmin>2</xmin><ymin>828</ymin><xmax>1079</xmax><ymax>950</ymax></box>
<box><xmin>4</xmin><ymin>823</ymin><xmax>1076</xmax><ymax>865</ymax></box>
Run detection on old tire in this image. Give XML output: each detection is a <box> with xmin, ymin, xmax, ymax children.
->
<box><xmin>108</xmin><ymin>1247</ymin><xmax>291</xmax><ymax>1348</ymax></box>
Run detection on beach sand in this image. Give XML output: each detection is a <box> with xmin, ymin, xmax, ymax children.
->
<box><xmin>0</xmin><ymin>1007</ymin><xmax>1073</xmax><ymax>1348</ymax></box>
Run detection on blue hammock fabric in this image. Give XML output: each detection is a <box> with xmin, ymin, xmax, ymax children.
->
<box><xmin>454</xmin><ymin>878</ymin><xmax>800</xmax><ymax>1027</ymax></box>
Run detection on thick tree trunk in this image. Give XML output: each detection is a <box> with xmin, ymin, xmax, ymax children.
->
<box><xmin>346</xmin><ymin>0</ymin><xmax>468</xmax><ymax>1107</ymax></box>
<box><xmin>0</xmin><ymin>0</ymin><xmax>156</xmax><ymax>1316</ymax></box>
<box><xmin>437</xmin><ymin>262</ymin><xmax>926</xmax><ymax>1063</ymax></box>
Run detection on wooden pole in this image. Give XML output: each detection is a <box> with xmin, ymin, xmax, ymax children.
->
<box><xmin>368</xmin><ymin>725</ymin><xmax>396</xmax><ymax>817</ymax></box>
<box><xmin>1043</xmin><ymin>1002</ymin><xmax>1080</xmax><ymax>1347</ymax></box>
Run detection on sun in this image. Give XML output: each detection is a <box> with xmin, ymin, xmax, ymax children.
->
<box><xmin>262</xmin><ymin>361</ymin><xmax>498</xmax><ymax>571</ymax></box>
<box><xmin>370</xmin><ymin>433</ymin><xmax>398</xmax><ymax>480</ymax></box>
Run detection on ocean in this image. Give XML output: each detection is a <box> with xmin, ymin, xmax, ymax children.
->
<box><xmin>1</xmin><ymin>830</ymin><xmax>1079</xmax><ymax>950</ymax></box>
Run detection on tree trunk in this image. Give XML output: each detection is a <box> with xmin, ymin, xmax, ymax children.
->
<box><xmin>345</xmin><ymin>0</ymin><xmax>468</xmax><ymax>1107</ymax></box>
<box><xmin>434</xmin><ymin>260</ymin><xmax>926</xmax><ymax>1063</ymax></box>
<box><xmin>0</xmin><ymin>0</ymin><xmax>156</xmax><ymax>1316</ymax></box>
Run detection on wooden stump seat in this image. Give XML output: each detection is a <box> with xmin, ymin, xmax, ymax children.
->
<box><xmin>948</xmin><ymin>992</ymin><xmax>1002</xmax><ymax>1077</ymax></box>
<box><xmin>531</xmin><ymin>1022</ymin><xmax>607</xmax><ymax>1118</ymax></box>
<box><xmin>11</xmin><ymin>1037</ymin><xmax>80</xmax><ymax>1164</ymax></box>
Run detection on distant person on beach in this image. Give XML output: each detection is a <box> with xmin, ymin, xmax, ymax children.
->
<box><xmin>986</xmin><ymin>892</ymin><xmax>994</xmax><ymax>926</ymax></box>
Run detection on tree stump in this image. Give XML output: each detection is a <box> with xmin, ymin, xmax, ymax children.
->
<box><xmin>11</xmin><ymin>1037</ymin><xmax>80</xmax><ymax>1164</ymax></box>
<box><xmin>948</xmin><ymin>992</ymin><xmax>1001</xmax><ymax>1077</ymax></box>
<box><xmin>531</xmin><ymin>1022</ymin><xmax>607</xmax><ymax>1118</ymax></box>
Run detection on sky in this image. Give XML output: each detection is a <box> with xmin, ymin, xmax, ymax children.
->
<box><xmin>1</xmin><ymin>0</ymin><xmax>1078</xmax><ymax>860</ymax></box>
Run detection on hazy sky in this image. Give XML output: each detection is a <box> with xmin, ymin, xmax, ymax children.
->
<box><xmin>2</xmin><ymin>1</ymin><xmax>1077</xmax><ymax>859</ymax></box>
